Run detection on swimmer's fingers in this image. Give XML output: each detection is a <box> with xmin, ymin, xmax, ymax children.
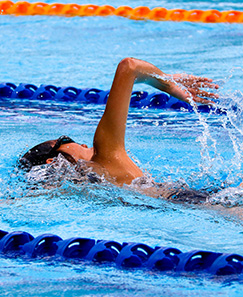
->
<box><xmin>173</xmin><ymin>74</ymin><xmax>218</xmax><ymax>89</ymax></box>
<box><xmin>178</xmin><ymin>79</ymin><xmax>219</xmax><ymax>90</ymax></box>
<box><xmin>186</xmin><ymin>93</ymin><xmax>215</xmax><ymax>105</ymax></box>
<box><xmin>168</xmin><ymin>75</ymin><xmax>219</xmax><ymax>106</ymax></box>
<box><xmin>189</xmin><ymin>81</ymin><xmax>219</xmax><ymax>90</ymax></box>
<box><xmin>187</xmin><ymin>88</ymin><xmax>218</xmax><ymax>105</ymax></box>
<box><xmin>192</xmin><ymin>96</ymin><xmax>215</xmax><ymax>105</ymax></box>
<box><xmin>189</xmin><ymin>88</ymin><xmax>219</xmax><ymax>99</ymax></box>
<box><xmin>187</xmin><ymin>75</ymin><xmax>214</xmax><ymax>83</ymax></box>
<box><xmin>173</xmin><ymin>74</ymin><xmax>209</xmax><ymax>82</ymax></box>
<box><xmin>174</xmin><ymin>74</ymin><xmax>212</xmax><ymax>82</ymax></box>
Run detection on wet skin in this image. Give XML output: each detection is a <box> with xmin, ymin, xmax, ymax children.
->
<box><xmin>46</xmin><ymin>58</ymin><xmax>218</xmax><ymax>186</ymax></box>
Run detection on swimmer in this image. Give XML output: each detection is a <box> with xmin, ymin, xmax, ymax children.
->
<box><xmin>19</xmin><ymin>58</ymin><xmax>219</xmax><ymax>203</ymax></box>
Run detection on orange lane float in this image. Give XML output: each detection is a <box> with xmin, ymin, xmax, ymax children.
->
<box><xmin>114</xmin><ymin>6</ymin><xmax>133</xmax><ymax>18</ymax></box>
<box><xmin>1</xmin><ymin>1</ymin><xmax>243</xmax><ymax>23</ymax></box>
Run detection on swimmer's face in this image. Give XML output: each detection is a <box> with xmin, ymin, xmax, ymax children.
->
<box><xmin>46</xmin><ymin>142</ymin><xmax>93</xmax><ymax>164</ymax></box>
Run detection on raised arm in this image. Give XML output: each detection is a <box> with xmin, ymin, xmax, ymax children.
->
<box><xmin>92</xmin><ymin>58</ymin><xmax>218</xmax><ymax>157</ymax></box>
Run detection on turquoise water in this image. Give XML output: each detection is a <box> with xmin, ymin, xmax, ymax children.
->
<box><xmin>1</xmin><ymin>0</ymin><xmax>243</xmax><ymax>296</ymax></box>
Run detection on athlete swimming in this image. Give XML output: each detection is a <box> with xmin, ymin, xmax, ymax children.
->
<box><xmin>19</xmin><ymin>58</ymin><xmax>219</xmax><ymax>202</ymax></box>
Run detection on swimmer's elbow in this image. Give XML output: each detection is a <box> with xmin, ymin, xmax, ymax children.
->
<box><xmin>117</xmin><ymin>57</ymin><xmax>137</xmax><ymax>74</ymax></box>
<box><xmin>117</xmin><ymin>58</ymin><xmax>160</xmax><ymax>85</ymax></box>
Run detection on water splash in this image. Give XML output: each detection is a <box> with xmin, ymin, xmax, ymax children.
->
<box><xmin>152</xmin><ymin>69</ymin><xmax>243</xmax><ymax>207</ymax></box>
<box><xmin>208</xmin><ymin>186</ymin><xmax>243</xmax><ymax>208</ymax></box>
<box><xmin>197</xmin><ymin>68</ymin><xmax>243</xmax><ymax>205</ymax></box>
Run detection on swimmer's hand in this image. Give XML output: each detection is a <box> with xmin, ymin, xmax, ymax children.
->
<box><xmin>166</xmin><ymin>74</ymin><xmax>219</xmax><ymax>106</ymax></box>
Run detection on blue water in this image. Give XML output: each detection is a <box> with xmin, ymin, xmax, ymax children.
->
<box><xmin>1</xmin><ymin>0</ymin><xmax>243</xmax><ymax>296</ymax></box>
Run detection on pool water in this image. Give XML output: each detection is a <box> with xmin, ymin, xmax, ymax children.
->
<box><xmin>1</xmin><ymin>0</ymin><xmax>243</xmax><ymax>296</ymax></box>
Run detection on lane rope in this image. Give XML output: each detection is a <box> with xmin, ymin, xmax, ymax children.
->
<box><xmin>1</xmin><ymin>229</ymin><xmax>243</xmax><ymax>276</ymax></box>
<box><xmin>0</xmin><ymin>1</ymin><xmax>243</xmax><ymax>23</ymax></box>
<box><xmin>0</xmin><ymin>82</ymin><xmax>224</xmax><ymax>113</ymax></box>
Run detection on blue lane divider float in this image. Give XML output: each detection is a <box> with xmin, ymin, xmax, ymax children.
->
<box><xmin>0</xmin><ymin>230</ymin><xmax>243</xmax><ymax>276</ymax></box>
<box><xmin>0</xmin><ymin>82</ymin><xmax>224</xmax><ymax>113</ymax></box>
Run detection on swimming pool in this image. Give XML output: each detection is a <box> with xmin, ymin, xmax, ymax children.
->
<box><xmin>1</xmin><ymin>0</ymin><xmax>243</xmax><ymax>295</ymax></box>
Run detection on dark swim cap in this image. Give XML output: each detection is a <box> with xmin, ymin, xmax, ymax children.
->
<box><xmin>18</xmin><ymin>135</ymin><xmax>75</xmax><ymax>170</ymax></box>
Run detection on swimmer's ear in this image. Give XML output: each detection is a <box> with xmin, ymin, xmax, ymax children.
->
<box><xmin>46</xmin><ymin>158</ymin><xmax>54</xmax><ymax>164</ymax></box>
